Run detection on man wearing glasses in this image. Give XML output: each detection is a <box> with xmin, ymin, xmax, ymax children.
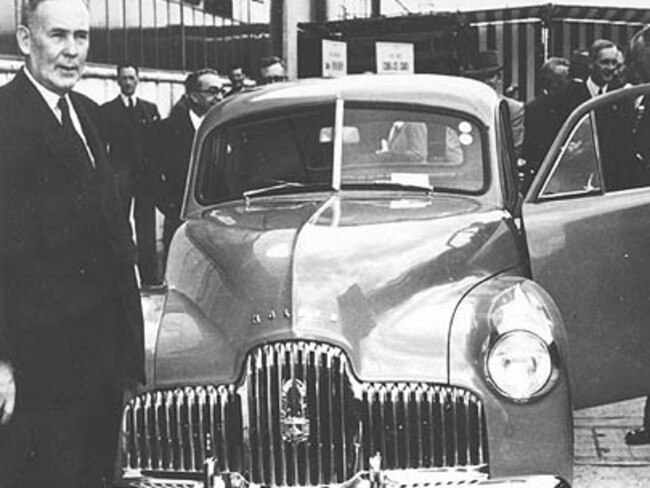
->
<box><xmin>153</xmin><ymin>68</ymin><xmax>224</xmax><ymax>261</ymax></box>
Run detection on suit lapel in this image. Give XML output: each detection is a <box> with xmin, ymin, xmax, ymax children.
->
<box><xmin>14</xmin><ymin>71</ymin><xmax>75</xmax><ymax>169</ymax></box>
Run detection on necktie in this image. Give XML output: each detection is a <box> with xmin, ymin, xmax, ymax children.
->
<box><xmin>57</xmin><ymin>97</ymin><xmax>94</xmax><ymax>170</ymax></box>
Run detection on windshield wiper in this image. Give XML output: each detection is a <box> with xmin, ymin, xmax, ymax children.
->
<box><xmin>243</xmin><ymin>181</ymin><xmax>333</xmax><ymax>204</ymax></box>
<box><xmin>342</xmin><ymin>181</ymin><xmax>434</xmax><ymax>195</ymax></box>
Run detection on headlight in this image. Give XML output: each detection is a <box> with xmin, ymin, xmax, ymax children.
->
<box><xmin>485</xmin><ymin>330</ymin><xmax>552</xmax><ymax>402</ymax></box>
<box><xmin>483</xmin><ymin>281</ymin><xmax>560</xmax><ymax>402</ymax></box>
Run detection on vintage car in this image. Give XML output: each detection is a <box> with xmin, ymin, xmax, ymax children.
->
<box><xmin>117</xmin><ymin>75</ymin><xmax>650</xmax><ymax>488</ymax></box>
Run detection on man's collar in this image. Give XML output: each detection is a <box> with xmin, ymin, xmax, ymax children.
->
<box><xmin>188</xmin><ymin>109</ymin><xmax>203</xmax><ymax>130</ymax></box>
<box><xmin>586</xmin><ymin>76</ymin><xmax>606</xmax><ymax>97</ymax></box>
<box><xmin>23</xmin><ymin>67</ymin><xmax>67</xmax><ymax>114</ymax></box>
<box><xmin>120</xmin><ymin>94</ymin><xmax>136</xmax><ymax>107</ymax></box>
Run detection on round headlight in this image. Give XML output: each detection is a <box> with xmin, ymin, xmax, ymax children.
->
<box><xmin>485</xmin><ymin>330</ymin><xmax>552</xmax><ymax>402</ymax></box>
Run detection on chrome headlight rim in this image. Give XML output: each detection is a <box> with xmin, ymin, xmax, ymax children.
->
<box><xmin>483</xmin><ymin>328</ymin><xmax>560</xmax><ymax>404</ymax></box>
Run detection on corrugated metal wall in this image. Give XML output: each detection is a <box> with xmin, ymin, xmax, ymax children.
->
<box><xmin>467</xmin><ymin>19</ymin><xmax>543</xmax><ymax>103</ymax></box>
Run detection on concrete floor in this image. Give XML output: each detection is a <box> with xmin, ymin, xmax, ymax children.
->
<box><xmin>574</xmin><ymin>396</ymin><xmax>650</xmax><ymax>487</ymax></box>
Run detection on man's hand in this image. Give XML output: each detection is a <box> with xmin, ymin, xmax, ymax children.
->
<box><xmin>0</xmin><ymin>361</ymin><xmax>15</xmax><ymax>424</ymax></box>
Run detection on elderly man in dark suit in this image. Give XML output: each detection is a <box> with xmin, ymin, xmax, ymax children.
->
<box><xmin>101</xmin><ymin>63</ymin><xmax>162</xmax><ymax>288</ymax></box>
<box><xmin>154</xmin><ymin>68</ymin><xmax>224</xmax><ymax>262</ymax></box>
<box><xmin>0</xmin><ymin>0</ymin><xmax>144</xmax><ymax>486</ymax></box>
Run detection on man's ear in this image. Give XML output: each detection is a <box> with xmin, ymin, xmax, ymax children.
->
<box><xmin>187</xmin><ymin>92</ymin><xmax>198</xmax><ymax>106</ymax></box>
<box><xmin>16</xmin><ymin>25</ymin><xmax>31</xmax><ymax>57</ymax></box>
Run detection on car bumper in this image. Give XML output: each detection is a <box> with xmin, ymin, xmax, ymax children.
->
<box><xmin>120</xmin><ymin>468</ymin><xmax>569</xmax><ymax>488</ymax></box>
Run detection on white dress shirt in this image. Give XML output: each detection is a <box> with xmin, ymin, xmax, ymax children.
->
<box><xmin>23</xmin><ymin>67</ymin><xmax>95</xmax><ymax>166</ymax></box>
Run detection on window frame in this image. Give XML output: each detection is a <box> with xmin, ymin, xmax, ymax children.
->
<box><xmin>537</xmin><ymin>110</ymin><xmax>604</xmax><ymax>202</ymax></box>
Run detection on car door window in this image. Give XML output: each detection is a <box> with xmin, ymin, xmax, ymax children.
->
<box><xmin>539</xmin><ymin>113</ymin><xmax>601</xmax><ymax>198</ymax></box>
<box><xmin>540</xmin><ymin>91</ymin><xmax>650</xmax><ymax>199</ymax></box>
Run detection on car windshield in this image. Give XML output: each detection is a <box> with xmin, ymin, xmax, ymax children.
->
<box><xmin>341</xmin><ymin>105</ymin><xmax>485</xmax><ymax>193</ymax></box>
<box><xmin>196</xmin><ymin>103</ymin><xmax>485</xmax><ymax>205</ymax></box>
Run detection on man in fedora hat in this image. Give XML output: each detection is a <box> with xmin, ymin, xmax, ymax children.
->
<box><xmin>464</xmin><ymin>50</ymin><xmax>525</xmax><ymax>161</ymax></box>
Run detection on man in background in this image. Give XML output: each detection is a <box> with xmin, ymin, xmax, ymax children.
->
<box><xmin>463</xmin><ymin>50</ymin><xmax>525</xmax><ymax>159</ymax></box>
<box><xmin>557</xmin><ymin>39</ymin><xmax>636</xmax><ymax>190</ymax></box>
<box><xmin>0</xmin><ymin>0</ymin><xmax>144</xmax><ymax>486</ymax></box>
<box><xmin>521</xmin><ymin>57</ymin><xmax>570</xmax><ymax>192</ymax></box>
<box><xmin>226</xmin><ymin>64</ymin><xmax>252</xmax><ymax>96</ymax></box>
<box><xmin>557</xmin><ymin>39</ymin><xmax>625</xmax><ymax>122</ymax></box>
<box><xmin>154</xmin><ymin>68</ymin><xmax>224</xmax><ymax>261</ymax></box>
<box><xmin>101</xmin><ymin>62</ymin><xmax>162</xmax><ymax>288</ymax></box>
<box><xmin>259</xmin><ymin>55</ymin><xmax>288</xmax><ymax>85</ymax></box>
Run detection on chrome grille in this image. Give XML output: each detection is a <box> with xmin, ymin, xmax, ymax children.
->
<box><xmin>122</xmin><ymin>341</ymin><xmax>488</xmax><ymax>485</ymax></box>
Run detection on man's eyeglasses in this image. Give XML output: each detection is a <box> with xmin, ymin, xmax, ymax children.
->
<box><xmin>194</xmin><ymin>87</ymin><xmax>224</xmax><ymax>95</ymax></box>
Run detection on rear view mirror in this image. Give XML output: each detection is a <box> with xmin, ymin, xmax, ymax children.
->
<box><xmin>319</xmin><ymin>126</ymin><xmax>360</xmax><ymax>144</ymax></box>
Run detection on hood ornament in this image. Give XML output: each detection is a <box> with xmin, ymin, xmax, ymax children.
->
<box><xmin>280</xmin><ymin>378</ymin><xmax>310</xmax><ymax>444</ymax></box>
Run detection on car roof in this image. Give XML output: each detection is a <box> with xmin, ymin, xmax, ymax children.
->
<box><xmin>203</xmin><ymin>74</ymin><xmax>500</xmax><ymax>129</ymax></box>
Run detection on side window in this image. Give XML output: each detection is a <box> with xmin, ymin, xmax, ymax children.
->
<box><xmin>540</xmin><ymin>113</ymin><xmax>601</xmax><ymax>198</ymax></box>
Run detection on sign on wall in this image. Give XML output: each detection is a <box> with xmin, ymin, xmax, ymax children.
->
<box><xmin>376</xmin><ymin>42</ymin><xmax>414</xmax><ymax>74</ymax></box>
<box><xmin>322</xmin><ymin>39</ymin><xmax>347</xmax><ymax>78</ymax></box>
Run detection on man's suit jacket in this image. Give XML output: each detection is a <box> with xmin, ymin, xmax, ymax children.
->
<box><xmin>0</xmin><ymin>70</ymin><xmax>144</xmax><ymax>407</ymax></box>
<box><xmin>555</xmin><ymin>80</ymin><xmax>592</xmax><ymax>127</ymax></box>
<box><xmin>153</xmin><ymin>102</ymin><xmax>196</xmax><ymax>220</ymax></box>
<box><xmin>100</xmin><ymin>95</ymin><xmax>160</xmax><ymax>191</ymax></box>
<box><xmin>503</xmin><ymin>96</ymin><xmax>525</xmax><ymax>159</ymax></box>
<box><xmin>521</xmin><ymin>91</ymin><xmax>566</xmax><ymax>190</ymax></box>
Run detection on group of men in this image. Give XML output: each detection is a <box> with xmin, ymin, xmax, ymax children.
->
<box><xmin>102</xmin><ymin>57</ymin><xmax>288</xmax><ymax>285</ymax></box>
<box><xmin>464</xmin><ymin>37</ymin><xmax>647</xmax><ymax>194</ymax></box>
<box><xmin>0</xmin><ymin>0</ymin><xmax>289</xmax><ymax>487</ymax></box>
<box><xmin>4</xmin><ymin>0</ymin><xmax>650</xmax><ymax>487</ymax></box>
<box><xmin>521</xmin><ymin>38</ymin><xmax>628</xmax><ymax>192</ymax></box>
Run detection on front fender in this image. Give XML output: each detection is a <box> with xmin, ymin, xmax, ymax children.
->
<box><xmin>449</xmin><ymin>272</ymin><xmax>573</xmax><ymax>482</ymax></box>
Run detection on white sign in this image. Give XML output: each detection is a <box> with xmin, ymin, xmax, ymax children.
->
<box><xmin>322</xmin><ymin>39</ymin><xmax>347</xmax><ymax>78</ymax></box>
<box><xmin>376</xmin><ymin>42</ymin><xmax>414</xmax><ymax>74</ymax></box>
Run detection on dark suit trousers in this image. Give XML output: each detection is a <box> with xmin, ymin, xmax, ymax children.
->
<box><xmin>0</xmin><ymin>384</ymin><xmax>122</xmax><ymax>488</ymax></box>
<box><xmin>0</xmin><ymin>301</ymin><xmax>127</xmax><ymax>488</ymax></box>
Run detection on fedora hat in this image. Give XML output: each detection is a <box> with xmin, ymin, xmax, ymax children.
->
<box><xmin>463</xmin><ymin>50</ymin><xmax>503</xmax><ymax>78</ymax></box>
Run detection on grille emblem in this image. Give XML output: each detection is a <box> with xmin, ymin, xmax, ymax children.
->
<box><xmin>280</xmin><ymin>379</ymin><xmax>310</xmax><ymax>444</ymax></box>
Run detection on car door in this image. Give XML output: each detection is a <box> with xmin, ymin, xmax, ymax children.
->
<box><xmin>522</xmin><ymin>84</ymin><xmax>650</xmax><ymax>409</ymax></box>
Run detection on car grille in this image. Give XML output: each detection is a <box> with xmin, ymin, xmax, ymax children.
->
<box><xmin>122</xmin><ymin>341</ymin><xmax>488</xmax><ymax>486</ymax></box>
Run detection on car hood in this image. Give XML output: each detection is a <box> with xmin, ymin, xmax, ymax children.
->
<box><xmin>155</xmin><ymin>193</ymin><xmax>521</xmax><ymax>386</ymax></box>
